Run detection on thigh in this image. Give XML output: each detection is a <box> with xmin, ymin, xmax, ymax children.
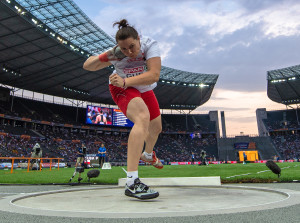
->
<box><xmin>141</xmin><ymin>90</ymin><xmax>160</xmax><ymax>121</ymax></box>
<box><xmin>109</xmin><ymin>85</ymin><xmax>141</xmax><ymax>117</ymax></box>
<box><xmin>126</xmin><ymin>97</ymin><xmax>150</xmax><ymax>124</ymax></box>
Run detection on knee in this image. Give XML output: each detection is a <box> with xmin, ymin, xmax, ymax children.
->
<box><xmin>134</xmin><ymin>112</ymin><xmax>150</xmax><ymax>129</ymax></box>
<box><xmin>151</xmin><ymin>122</ymin><xmax>162</xmax><ymax>136</ymax></box>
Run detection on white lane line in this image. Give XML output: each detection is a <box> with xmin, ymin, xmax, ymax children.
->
<box><xmin>226</xmin><ymin>173</ymin><xmax>252</xmax><ymax>178</ymax></box>
<box><xmin>257</xmin><ymin>170</ymin><xmax>270</xmax><ymax>174</ymax></box>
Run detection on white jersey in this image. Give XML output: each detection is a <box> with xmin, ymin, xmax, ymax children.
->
<box><xmin>110</xmin><ymin>36</ymin><xmax>160</xmax><ymax>93</ymax></box>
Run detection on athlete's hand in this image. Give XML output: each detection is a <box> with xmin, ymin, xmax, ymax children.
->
<box><xmin>99</xmin><ymin>45</ymin><xmax>126</xmax><ymax>62</ymax></box>
<box><xmin>112</xmin><ymin>45</ymin><xmax>126</xmax><ymax>60</ymax></box>
<box><xmin>109</xmin><ymin>73</ymin><xmax>125</xmax><ymax>88</ymax></box>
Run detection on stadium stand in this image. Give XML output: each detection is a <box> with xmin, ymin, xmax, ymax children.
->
<box><xmin>0</xmin><ymin>97</ymin><xmax>219</xmax><ymax>164</ymax></box>
<box><xmin>256</xmin><ymin>108</ymin><xmax>300</xmax><ymax>160</ymax></box>
<box><xmin>271</xmin><ymin>133</ymin><xmax>300</xmax><ymax>160</ymax></box>
<box><xmin>253</xmin><ymin>64</ymin><xmax>300</xmax><ymax>161</ymax></box>
<box><xmin>0</xmin><ymin>92</ymin><xmax>219</xmax><ymax>164</ymax></box>
<box><xmin>263</xmin><ymin>109</ymin><xmax>300</xmax><ymax>132</ymax></box>
<box><xmin>0</xmin><ymin>124</ymin><xmax>218</xmax><ymax>164</ymax></box>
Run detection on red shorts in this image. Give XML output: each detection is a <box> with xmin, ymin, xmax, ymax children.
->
<box><xmin>109</xmin><ymin>85</ymin><xmax>160</xmax><ymax>121</ymax></box>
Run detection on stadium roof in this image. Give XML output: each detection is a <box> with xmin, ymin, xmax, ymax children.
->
<box><xmin>0</xmin><ymin>0</ymin><xmax>218</xmax><ymax>110</ymax></box>
<box><xmin>12</xmin><ymin>0</ymin><xmax>116</xmax><ymax>54</ymax></box>
<box><xmin>267</xmin><ymin>64</ymin><xmax>300</xmax><ymax>105</ymax></box>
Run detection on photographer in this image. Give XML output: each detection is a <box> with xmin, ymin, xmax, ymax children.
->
<box><xmin>29</xmin><ymin>143</ymin><xmax>42</xmax><ymax>170</ymax></box>
<box><xmin>70</xmin><ymin>143</ymin><xmax>86</xmax><ymax>182</ymax></box>
<box><xmin>200</xmin><ymin>150</ymin><xmax>207</xmax><ymax>166</ymax></box>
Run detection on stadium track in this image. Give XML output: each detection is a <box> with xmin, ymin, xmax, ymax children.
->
<box><xmin>0</xmin><ymin>183</ymin><xmax>299</xmax><ymax>223</ymax></box>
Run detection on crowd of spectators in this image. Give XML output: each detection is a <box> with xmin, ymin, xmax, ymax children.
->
<box><xmin>264</xmin><ymin>120</ymin><xmax>300</xmax><ymax>132</ymax></box>
<box><xmin>0</xmin><ymin>96</ymin><xmax>219</xmax><ymax>134</ymax></box>
<box><xmin>155</xmin><ymin>134</ymin><xmax>217</xmax><ymax>162</ymax></box>
<box><xmin>0</xmin><ymin>126</ymin><xmax>218</xmax><ymax>164</ymax></box>
<box><xmin>271</xmin><ymin>133</ymin><xmax>300</xmax><ymax>160</ymax></box>
<box><xmin>263</xmin><ymin>109</ymin><xmax>300</xmax><ymax>160</ymax></box>
<box><xmin>264</xmin><ymin>109</ymin><xmax>300</xmax><ymax>132</ymax></box>
<box><xmin>0</xmin><ymin>96</ymin><xmax>218</xmax><ymax>164</ymax></box>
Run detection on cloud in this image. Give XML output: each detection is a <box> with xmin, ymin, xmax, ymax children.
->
<box><xmin>78</xmin><ymin>0</ymin><xmax>300</xmax><ymax>42</ymax></box>
<box><xmin>87</xmin><ymin>0</ymin><xmax>300</xmax><ymax>93</ymax></box>
<box><xmin>163</xmin><ymin>25</ymin><xmax>300</xmax><ymax>92</ymax></box>
<box><xmin>193</xmin><ymin>89</ymin><xmax>286</xmax><ymax>135</ymax></box>
<box><xmin>226</xmin><ymin>116</ymin><xmax>257</xmax><ymax>122</ymax></box>
<box><xmin>73</xmin><ymin>0</ymin><xmax>299</xmax><ymax>135</ymax></box>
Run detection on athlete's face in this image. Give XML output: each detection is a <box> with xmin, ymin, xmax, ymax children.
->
<box><xmin>118</xmin><ymin>36</ymin><xmax>140</xmax><ymax>58</ymax></box>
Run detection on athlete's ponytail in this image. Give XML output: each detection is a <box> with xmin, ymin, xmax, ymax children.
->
<box><xmin>113</xmin><ymin>19</ymin><xmax>138</xmax><ymax>42</ymax></box>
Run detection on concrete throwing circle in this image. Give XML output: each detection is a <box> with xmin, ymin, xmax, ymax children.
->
<box><xmin>2</xmin><ymin>185</ymin><xmax>299</xmax><ymax>218</ymax></box>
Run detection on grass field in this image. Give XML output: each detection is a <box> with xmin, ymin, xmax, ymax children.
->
<box><xmin>0</xmin><ymin>162</ymin><xmax>299</xmax><ymax>185</ymax></box>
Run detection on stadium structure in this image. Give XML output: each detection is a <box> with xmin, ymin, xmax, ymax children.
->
<box><xmin>1</xmin><ymin>0</ymin><xmax>298</xmax><ymax>165</ymax></box>
<box><xmin>267</xmin><ymin>65</ymin><xmax>300</xmax><ymax>105</ymax></box>
<box><xmin>0</xmin><ymin>0</ymin><xmax>222</xmax><ymax>164</ymax></box>
<box><xmin>0</xmin><ymin>0</ymin><xmax>218</xmax><ymax>110</ymax></box>
<box><xmin>218</xmin><ymin>64</ymin><xmax>300</xmax><ymax>162</ymax></box>
<box><xmin>256</xmin><ymin>65</ymin><xmax>300</xmax><ymax>136</ymax></box>
<box><xmin>256</xmin><ymin>64</ymin><xmax>300</xmax><ymax>138</ymax></box>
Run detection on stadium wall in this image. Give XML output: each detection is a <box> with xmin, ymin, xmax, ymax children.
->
<box><xmin>256</xmin><ymin>108</ymin><xmax>269</xmax><ymax>137</ymax></box>
<box><xmin>218</xmin><ymin>136</ymin><xmax>281</xmax><ymax>161</ymax></box>
<box><xmin>209</xmin><ymin>111</ymin><xmax>220</xmax><ymax>138</ymax></box>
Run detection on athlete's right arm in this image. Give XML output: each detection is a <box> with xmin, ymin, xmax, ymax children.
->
<box><xmin>83</xmin><ymin>46</ymin><xmax>126</xmax><ymax>71</ymax></box>
<box><xmin>83</xmin><ymin>55</ymin><xmax>111</xmax><ymax>71</ymax></box>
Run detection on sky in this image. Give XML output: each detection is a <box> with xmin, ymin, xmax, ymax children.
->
<box><xmin>73</xmin><ymin>0</ymin><xmax>300</xmax><ymax>136</ymax></box>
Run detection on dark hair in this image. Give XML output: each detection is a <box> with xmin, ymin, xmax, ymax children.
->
<box><xmin>113</xmin><ymin>19</ymin><xmax>138</xmax><ymax>42</ymax></box>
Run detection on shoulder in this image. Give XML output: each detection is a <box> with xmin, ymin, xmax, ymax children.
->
<box><xmin>140</xmin><ymin>36</ymin><xmax>158</xmax><ymax>48</ymax></box>
<box><xmin>140</xmin><ymin>36</ymin><xmax>160</xmax><ymax>59</ymax></box>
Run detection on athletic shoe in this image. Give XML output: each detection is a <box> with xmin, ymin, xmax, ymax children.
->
<box><xmin>140</xmin><ymin>151</ymin><xmax>163</xmax><ymax>169</ymax></box>
<box><xmin>78</xmin><ymin>177</ymin><xmax>83</xmax><ymax>182</ymax></box>
<box><xmin>125</xmin><ymin>178</ymin><xmax>159</xmax><ymax>200</ymax></box>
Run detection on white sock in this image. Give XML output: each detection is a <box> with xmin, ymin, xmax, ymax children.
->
<box><xmin>144</xmin><ymin>151</ymin><xmax>153</xmax><ymax>159</ymax></box>
<box><xmin>126</xmin><ymin>171</ymin><xmax>138</xmax><ymax>186</ymax></box>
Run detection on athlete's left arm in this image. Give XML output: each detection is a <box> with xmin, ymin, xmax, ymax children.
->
<box><xmin>109</xmin><ymin>57</ymin><xmax>161</xmax><ymax>87</ymax></box>
<box><xmin>127</xmin><ymin>57</ymin><xmax>161</xmax><ymax>86</ymax></box>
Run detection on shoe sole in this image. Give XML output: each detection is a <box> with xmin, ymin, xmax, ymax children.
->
<box><xmin>141</xmin><ymin>158</ymin><xmax>164</xmax><ymax>169</ymax></box>
<box><xmin>125</xmin><ymin>191</ymin><xmax>159</xmax><ymax>200</ymax></box>
<box><xmin>153</xmin><ymin>165</ymin><xmax>163</xmax><ymax>169</ymax></box>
